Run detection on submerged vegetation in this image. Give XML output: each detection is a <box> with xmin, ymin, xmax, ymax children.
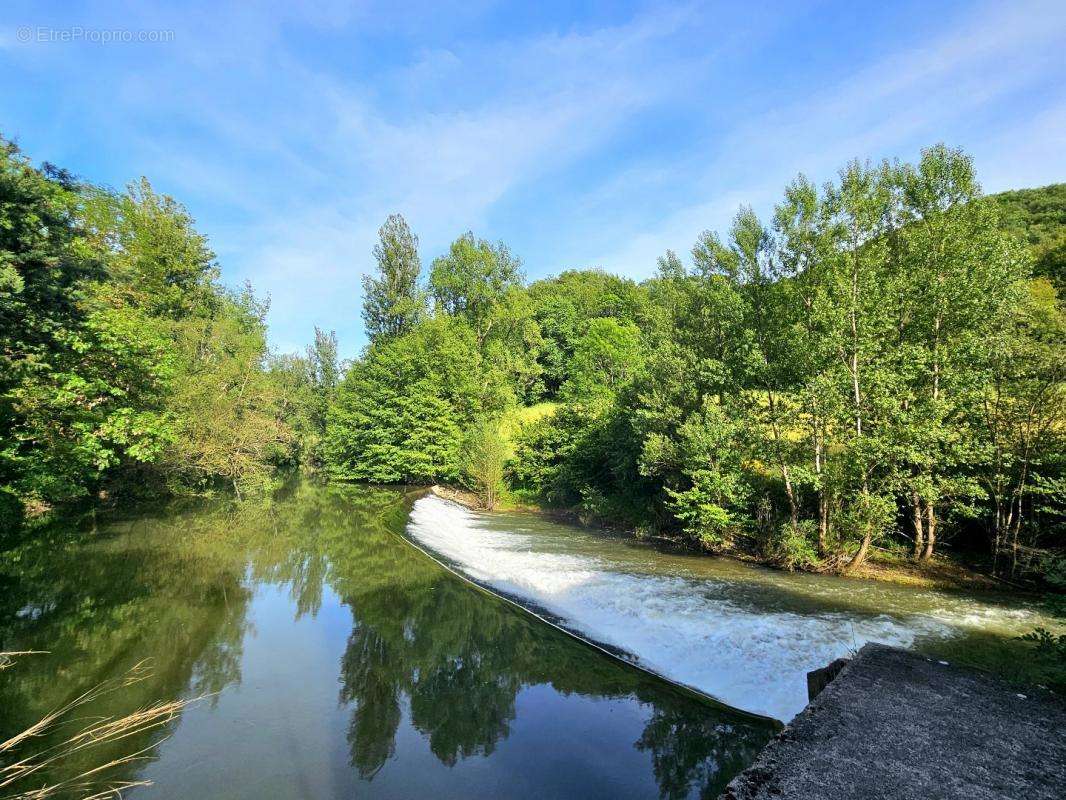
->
<box><xmin>1</xmin><ymin>134</ymin><xmax>1063</xmax><ymax>586</ymax></box>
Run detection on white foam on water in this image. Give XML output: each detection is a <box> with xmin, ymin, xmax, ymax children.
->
<box><xmin>405</xmin><ymin>495</ymin><xmax>1000</xmax><ymax>722</ymax></box>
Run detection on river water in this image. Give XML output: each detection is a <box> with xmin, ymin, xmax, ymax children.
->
<box><xmin>2</xmin><ymin>484</ymin><xmax>1056</xmax><ymax>799</ymax></box>
<box><xmin>407</xmin><ymin>494</ymin><xmax>1061</xmax><ymax>722</ymax></box>
<box><xmin>0</xmin><ymin>483</ymin><xmax>775</xmax><ymax>800</ymax></box>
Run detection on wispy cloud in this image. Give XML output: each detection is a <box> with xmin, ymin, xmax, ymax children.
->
<box><xmin>584</xmin><ymin>0</ymin><xmax>1066</xmax><ymax>277</ymax></box>
<box><xmin>1</xmin><ymin>0</ymin><xmax>1062</xmax><ymax>356</ymax></box>
<box><xmin>161</xmin><ymin>2</ymin><xmax>722</xmax><ymax>354</ymax></box>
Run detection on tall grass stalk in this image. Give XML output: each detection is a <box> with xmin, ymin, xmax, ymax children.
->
<box><xmin>1</xmin><ymin>653</ymin><xmax>201</xmax><ymax>799</ymax></box>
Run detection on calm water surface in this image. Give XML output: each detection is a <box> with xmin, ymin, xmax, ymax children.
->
<box><xmin>0</xmin><ymin>483</ymin><xmax>775</xmax><ymax>800</ymax></box>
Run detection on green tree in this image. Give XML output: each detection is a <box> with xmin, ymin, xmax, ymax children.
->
<box><xmin>978</xmin><ymin>277</ymin><xmax>1065</xmax><ymax>575</ymax></box>
<box><xmin>429</xmin><ymin>232</ymin><xmax>523</xmax><ymax>346</ymax></box>
<box><xmin>463</xmin><ymin>417</ymin><xmax>508</xmax><ymax>509</ymax></box>
<box><xmin>560</xmin><ymin>317</ymin><xmax>644</xmax><ymax>403</ymax></box>
<box><xmin>325</xmin><ymin>318</ymin><xmax>489</xmax><ymax>483</ymax></box>
<box><xmin>695</xmin><ymin>208</ymin><xmax>803</xmax><ymax>535</ymax></box>
<box><xmin>162</xmin><ymin>286</ymin><xmax>295</xmax><ymax>496</ymax></box>
<box><xmin>528</xmin><ymin>270</ymin><xmax>649</xmax><ymax>396</ymax></box>
<box><xmin>82</xmin><ymin>177</ymin><xmax>219</xmax><ymax>320</ymax></box>
<box><xmin>817</xmin><ymin>159</ymin><xmax>904</xmax><ymax>571</ymax></box>
<box><xmin>653</xmin><ymin>400</ymin><xmax>749</xmax><ymax>551</ymax></box>
<box><xmin>895</xmin><ymin>145</ymin><xmax>1028</xmax><ymax>560</ymax></box>
<box><xmin>480</xmin><ymin>286</ymin><xmax>544</xmax><ymax>404</ymax></box>
<box><xmin>362</xmin><ymin>214</ymin><xmax>426</xmax><ymax>341</ymax></box>
<box><xmin>773</xmin><ymin>174</ymin><xmax>839</xmax><ymax>554</ymax></box>
<box><xmin>990</xmin><ymin>183</ymin><xmax>1065</xmax><ymax>288</ymax></box>
<box><xmin>0</xmin><ymin>140</ymin><xmax>178</xmax><ymax>507</ymax></box>
<box><xmin>1</xmin><ymin>137</ymin><xmax>301</xmax><ymax>511</ymax></box>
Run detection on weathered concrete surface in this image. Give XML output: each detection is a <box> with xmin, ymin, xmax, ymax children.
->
<box><xmin>806</xmin><ymin>657</ymin><xmax>850</xmax><ymax>702</ymax></box>
<box><xmin>721</xmin><ymin>643</ymin><xmax>1065</xmax><ymax>800</ymax></box>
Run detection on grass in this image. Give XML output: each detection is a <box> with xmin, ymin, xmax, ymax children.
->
<box><xmin>498</xmin><ymin>402</ymin><xmax>559</xmax><ymax>452</ymax></box>
<box><xmin>0</xmin><ymin>654</ymin><xmax>201</xmax><ymax>800</ymax></box>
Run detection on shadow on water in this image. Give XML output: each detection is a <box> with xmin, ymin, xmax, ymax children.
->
<box><xmin>0</xmin><ymin>481</ymin><xmax>775</xmax><ymax>800</ymax></box>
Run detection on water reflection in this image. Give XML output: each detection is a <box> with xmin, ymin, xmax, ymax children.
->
<box><xmin>0</xmin><ymin>482</ymin><xmax>774</xmax><ymax>799</ymax></box>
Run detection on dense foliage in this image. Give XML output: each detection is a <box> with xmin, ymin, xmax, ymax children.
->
<box><xmin>327</xmin><ymin>146</ymin><xmax>1064</xmax><ymax>579</ymax></box>
<box><xmin>4</xmin><ymin>134</ymin><xmax>1063</xmax><ymax>582</ymax></box>
<box><xmin>0</xmin><ymin>137</ymin><xmax>333</xmax><ymax>522</ymax></box>
<box><xmin>991</xmin><ymin>183</ymin><xmax>1065</xmax><ymax>288</ymax></box>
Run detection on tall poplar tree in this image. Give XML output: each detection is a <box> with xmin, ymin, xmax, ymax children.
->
<box><xmin>362</xmin><ymin>214</ymin><xmax>426</xmax><ymax>341</ymax></box>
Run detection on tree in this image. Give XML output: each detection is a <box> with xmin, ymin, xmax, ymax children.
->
<box><xmin>0</xmin><ymin>141</ymin><xmax>181</xmax><ymax>506</ymax></box>
<box><xmin>654</xmin><ymin>400</ymin><xmax>749</xmax><ymax>551</ymax></box>
<box><xmin>773</xmin><ymin>174</ymin><xmax>838</xmax><ymax>555</ymax></box>
<box><xmin>82</xmin><ymin>177</ymin><xmax>219</xmax><ymax>320</ymax></box>
<box><xmin>362</xmin><ymin>214</ymin><xmax>426</xmax><ymax>341</ymax></box>
<box><xmin>560</xmin><ymin>317</ymin><xmax>644</xmax><ymax>402</ymax></box>
<box><xmin>463</xmin><ymin>418</ymin><xmax>508</xmax><ymax>509</ymax></box>
<box><xmin>504</xmin><ymin>146</ymin><xmax>1064</xmax><ymax>578</ymax></box>
<box><xmin>990</xmin><ymin>183</ymin><xmax>1066</xmax><ymax>289</ymax></box>
<box><xmin>695</xmin><ymin>208</ymin><xmax>803</xmax><ymax>536</ymax></box>
<box><xmin>895</xmin><ymin>145</ymin><xmax>1028</xmax><ymax>560</ymax></box>
<box><xmin>818</xmin><ymin>159</ymin><xmax>903</xmax><ymax>571</ymax></box>
<box><xmin>325</xmin><ymin>318</ymin><xmax>488</xmax><ymax>483</ymax></box>
<box><xmin>0</xmin><ymin>137</ymin><xmax>303</xmax><ymax>511</ymax></box>
<box><xmin>629</xmin><ymin>250</ymin><xmax>750</xmax><ymax>543</ymax></box>
<box><xmin>978</xmin><ymin>277</ymin><xmax>1065</xmax><ymax>575</ymax></box>
<box><xmin>163</xmin><ymin>286</ymin><xmax>295</xmax><ymax>496</ymax></box>
<box><xmin>528</xmin><ymin>270</ymin><xmax>649</xmax><ymax>396</ymax></box>
<box><xmin>305</xmin><ymin>327</ymin><xmax>341</xmax><ymax>439</ymax></box>
<box><xmin>429</xmin><ymin>233</ymin><xmax>523</xmax><ymax>346</ymax></box>
<box><xmin>480</xmin><ymin>286</ymin><xmax>545</xmax><ymax>404</ymax></box>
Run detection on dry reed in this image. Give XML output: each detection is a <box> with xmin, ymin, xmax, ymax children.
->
<box><xmin>1</xmin><ymin>653</ymin><xmax>202</xmax><ymax>799</ymax></box>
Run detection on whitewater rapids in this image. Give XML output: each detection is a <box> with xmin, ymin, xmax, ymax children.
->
<box><xmin>405</xmin><ymin>494</ymin><xmax>1036</xmax><ymax>722</ymax></box>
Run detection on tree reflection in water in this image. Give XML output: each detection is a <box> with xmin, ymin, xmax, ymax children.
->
<box><xmin>0</xmin><ymin>481</ymin><xmax>774</xmax><ymax>799</ymax></box>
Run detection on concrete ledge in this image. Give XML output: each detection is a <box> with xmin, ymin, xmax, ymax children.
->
<box><xmin>720</xmin><ymin>643</ymin><xmax>1065</xmax><ymax>800</ymax></box>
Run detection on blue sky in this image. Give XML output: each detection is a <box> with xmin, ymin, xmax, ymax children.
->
<box><xmin>2</xmin><ymin>1</ymin><xmax>1064</xmax><ymax>357</ymax></box>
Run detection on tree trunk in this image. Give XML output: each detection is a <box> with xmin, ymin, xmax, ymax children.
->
<box><xmin>1010</xmin><ymin>451</ymin><xmax>1032</xmax><ymax>578</ymax></box>
<box><xmin>765</xmin><ymin>388</ymin><xmax>799</xmax><ymax>532</ymax></box>
<box><xmin>920</xmin><ymin>503</ymin><xmax>936</xmax><ymax>560</ymax></box>
<box><xmin>989</xmin><ymin>501</ymin><xmax>997</xmax><ymax>576</ymax></box>
<box><xmin>817</xmin><ymin>494</ymin><xmax>829</xmax><ymax>556</ymax></box>
<box><xmin>911</xmin><ymin>492</ymin><xmax>925</xmax><ymax>559</ymax></box>
<box><xmin>812</xmin><ymin>422</ymin><xmax>828</xmax><ymax>556</ymax></box>
<box><xmin>1010</xmin><ymin>490</ymin><xmax>1024</xmax><ymax>578</ymax></box>
<box><xmin>782</xmin><ymin>463</ymin><xmax>799</xmax><ymax>529</ymax></box>
<box><xmin>844</xmin><ymin>524</ymin><xmax>873</xmax><ymax>574</ymax></box>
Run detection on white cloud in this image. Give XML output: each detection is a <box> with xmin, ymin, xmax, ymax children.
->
<box><xmin>4</xmin><ymin>0</ymin><xmax>1061</xmax><ymax>357</ymax></box>
<box><xmin>178</xmin><ymin>3</ymin><xmax>722</xmax><ymax>354</ymax></box>
<box><xmin>585</xmin><ymin>0</ymin><xmax>1066</xmax><ymax>277</ymax></box>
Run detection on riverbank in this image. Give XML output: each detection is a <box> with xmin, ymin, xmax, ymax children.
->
<box><xmin>428</xmin><ymin>486</ymin><xmax>1003</xmax><ymax>593</ymax></box>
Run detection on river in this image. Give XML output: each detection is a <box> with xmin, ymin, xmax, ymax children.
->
<box><xmin>1</xmin><ymin>482</ymin><xmax>773</xmax><ymax>800</ymax></box>
<box><xmin>407</xmin><ymin>494</ymin><xmax>1060</xmax><ymax>721</ymax></box>
<box><xmin>0</xmin><ymin>483</ymin><xmax>1055</xmax><ymax>799</ymax></box>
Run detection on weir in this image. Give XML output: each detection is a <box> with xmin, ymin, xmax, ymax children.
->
<box><xmin>406</xmin><ymin>494</ymin><xmax>1053</xmax><ymax>722</ymax></box>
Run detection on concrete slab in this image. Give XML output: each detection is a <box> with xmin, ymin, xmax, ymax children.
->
<box><xmin>720</xmin><ymin>643</ymin><xmax>1065</xmax><ymax>800</ymax></box>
